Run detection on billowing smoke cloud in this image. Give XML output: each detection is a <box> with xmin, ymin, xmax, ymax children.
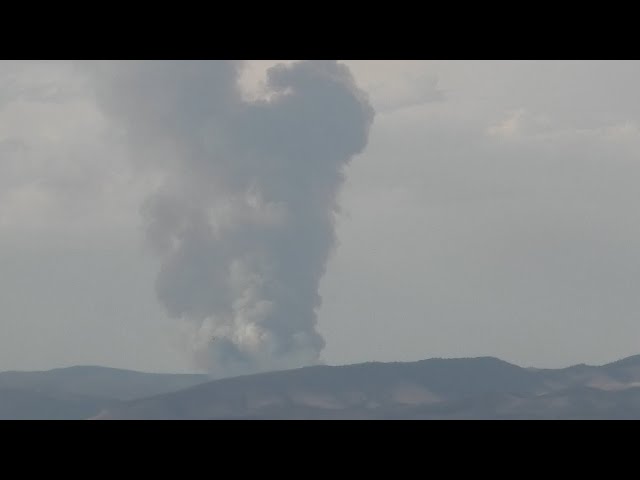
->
<box><xmin>83</xmin><ymin>61</ymin><xmax>374</xmax><ymax>377</ymax></box>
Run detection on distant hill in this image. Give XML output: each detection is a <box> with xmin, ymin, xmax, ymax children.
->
<box><xmin>96</xmin><ymin>355</ymin><xmax>640</xmax><ymax>420</ymax></box>
<box><xmin>0</xmin><ymin>388</ymin><xmax>106</xmax><ymax>420</ymax></box>
<box><xmin>95</xmin><ymin>356</ymin><xmax>546</xmax><ymax>419</ymax></box>
<box><xmin>0</xmin><ymin>366</ymin><xmax>208</xmax><ymax>419</ymax></box>
<box><xmin>6</xmin><ymin>355</ymin><xmax>640</xmax><ymax>419</ymax></box>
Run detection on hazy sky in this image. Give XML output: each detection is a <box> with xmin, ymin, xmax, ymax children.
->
<box><xmin>2</xmin><ymin>60</ymin><xmax>640</xmax><ymax>373</ymax></box>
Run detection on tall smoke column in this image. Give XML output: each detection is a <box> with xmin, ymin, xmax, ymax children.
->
<box><xmin>85</xmin><ymin>60</ymin><xmax>374</xmax><ymax>378</ymax></box>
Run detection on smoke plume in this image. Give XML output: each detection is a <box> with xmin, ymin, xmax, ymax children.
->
<box><xmin>85</xmin><ymin>61</ymin><xmax>374</xmax><ymax>377</ymax></box>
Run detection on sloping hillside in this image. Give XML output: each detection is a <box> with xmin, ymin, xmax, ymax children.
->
<box><xmin>96</xmin><ymin>355</ymin><xmax>640</xmax><ymax>419</ymax></box>
<box><xmin>95</xmin><ymin>357</ymin><xmax>546</xmax><ymax>419</ymax></box>
<box><xmin>0</xmin><ymin>366</ymin><xmax>208</xmax><ymax>419</ymax></box>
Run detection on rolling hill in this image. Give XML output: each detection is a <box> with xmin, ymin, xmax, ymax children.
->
<box><xmin>6</xmin><ymin>355</ymin><xmax>640</xmax><ymax>419</ymax></box>
<box><xmin>93</xmin><ymin>355</ymin><xmax>640</xmax><ymax>419</ymax></box>
<box><xmin>0</xmin><ymin>366</ymin><xmax>208</xmax><ymax>419</ymax></box>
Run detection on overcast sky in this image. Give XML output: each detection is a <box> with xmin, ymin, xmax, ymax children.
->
<box><xmin>2</xmin><ymin>60</ymin><xmax>640</xmax><ymax>373</ymax></box>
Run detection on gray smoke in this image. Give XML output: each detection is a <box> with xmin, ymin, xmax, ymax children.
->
<box><xmin>83</xmin><ymin>61</ymin><xmax>374</xmax><ymax>377</ymax></box>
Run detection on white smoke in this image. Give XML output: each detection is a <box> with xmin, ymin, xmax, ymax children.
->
<box><xmin>83</xmin><ymin>60</ymin><xmax>374</xmax><ymax>378</ymax></box>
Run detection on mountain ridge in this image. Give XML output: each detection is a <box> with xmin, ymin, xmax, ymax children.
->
<box><xmin>93</xmin><ymin>355</ymin><xmax>636</xmax><ymax>419</ymax></box>
<box><xmin>5</xmin><ymin>354</ymin><xmax>640</xmax><ymax>419</ymax></box>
